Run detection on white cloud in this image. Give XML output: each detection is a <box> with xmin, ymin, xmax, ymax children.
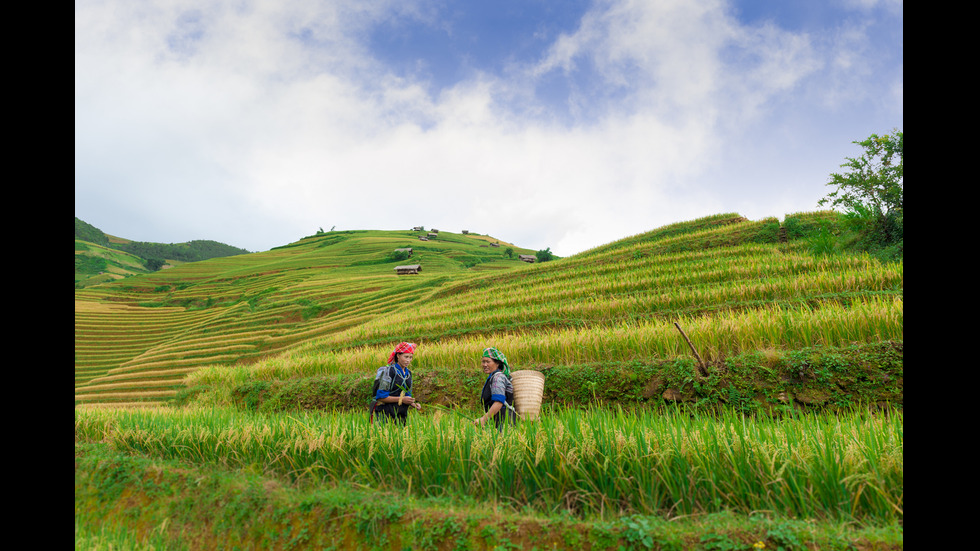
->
<box><xmin>75</xmin><ymin>0</ymin><xmax>901</xmax><ymax>255</ymax></box>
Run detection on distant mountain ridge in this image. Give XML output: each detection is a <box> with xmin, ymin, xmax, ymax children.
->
<box><xmin>74</xmin><ymin>217</ymin><xmax>251</xmax><ymax>287</ymax></box>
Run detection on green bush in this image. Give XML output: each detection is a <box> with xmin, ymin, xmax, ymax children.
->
<box><xmin>536</xmin><ymin>247</ymin><xmax>555</xmax><ymax>262</ymax></box>
<box><xmin>75</xmin><ymin>255</ymin><xmax>107</xmax><ymax>273</ymax></box>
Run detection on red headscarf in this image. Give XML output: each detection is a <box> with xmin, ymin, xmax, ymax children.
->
<box><xmin>388</xmin><ymin>342</ymin><xmax>417</xmax><ymax>364</ymax></box>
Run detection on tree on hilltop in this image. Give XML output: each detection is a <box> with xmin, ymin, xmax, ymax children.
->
<box><xmin>818</xmin><ymin>129</ymin><xmax>903</xmax><ymax>258</ymax></box>
<box><xmin>819</xmin><ymin>129</ymin><xmax>903</xmax><ymax>217</ymax></box>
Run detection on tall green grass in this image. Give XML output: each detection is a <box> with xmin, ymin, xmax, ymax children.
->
<box><xmin>76</xmin><ymin>406</ymin><xmax>902</xmax><ymax>524</ymax></box>
<box><xmin>74</xmin><ymin>519</ymin><xmax>188</xmax><ymax>551</ymax></box>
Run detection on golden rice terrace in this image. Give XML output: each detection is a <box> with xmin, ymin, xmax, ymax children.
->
<box><xmin>74</xmin><ymin>213</ymin><xmax>903</xmax><ymax>408</ymax></box>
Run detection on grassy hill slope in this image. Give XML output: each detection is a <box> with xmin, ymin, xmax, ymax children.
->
<box><xmin>75</xmin><ymin>212</ymin><xmax>903</xmax><ymax>549</ymax></box>
<box><xmin>74</xmin><ymin>213</ymin><xmax>902</xmax><ymax>409</ymax></box>
<box><xmin>74</xmin><ymin>217</ymin><xmax>251</xmax><ymax>288</ymax></box>
<box><xmin>75</xmin><ymin>228</ymin><xmax>539</xmax><ymax>406</ymax></box>
<box><xmin>75</xmin><ymin>239</ymin><xmax>153</xmax><ymax>287</ymax></box>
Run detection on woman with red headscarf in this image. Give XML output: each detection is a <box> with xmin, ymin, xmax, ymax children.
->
<box><xmin>370</xmin><ymin>342</ymin><xmax>421</xmax><ymax>424</ymax></box>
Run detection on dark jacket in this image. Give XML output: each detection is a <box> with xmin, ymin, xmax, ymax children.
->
<box><xmin>481</xmin><ymin>370</ymin><xmax>516</xmax><ymax>428</ymax></box>
<box><xmin>371</xmin><ymin>363</ymin><xmax>413</xmax><ymax>424</ymax></box>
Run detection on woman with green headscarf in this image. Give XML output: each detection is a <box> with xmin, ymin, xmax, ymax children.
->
<box><xmin>475</xmin><ymin>347</ymin><xmax>517</xmax><ymax>429</ymax></box>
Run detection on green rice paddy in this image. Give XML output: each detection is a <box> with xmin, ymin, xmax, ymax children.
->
<box><xmin>74</xmin><ymin>213</ymin><xmax>903</xmax><ymax>549</ymax></box>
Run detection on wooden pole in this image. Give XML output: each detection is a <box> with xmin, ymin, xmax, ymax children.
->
<box><xmin>674</xmin><ymin>322</ymin><xmax>708</xmax><ymax>377</ymax></box>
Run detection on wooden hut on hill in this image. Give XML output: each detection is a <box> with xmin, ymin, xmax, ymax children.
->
<box><xmin>394</xmin><ymin>248</ymin><xmax>413</xmax><ymax>257</ymax></box>
<box><xmin>519</xmin><ymin>254</ymin><xmax>536</xmax><ymax>263</ymax></box>
<box><xmin>394</xmin><ymin>265</ymin><xmax>422</xmax><ymax>275</ymax></box>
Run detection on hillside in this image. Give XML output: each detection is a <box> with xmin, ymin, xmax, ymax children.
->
<box><xmin>75</xmin><ymin>212</ymin><xmax>903</xmax><ymax>549</ymax></box>
<box><xmin>74</xmin><ymin>217</ymin><xmax>252</xmax><ymax>288</ymax></box>
<box><xmin>74</xmin><ymin>212</ymin><xmax>902</xmax><ymax>409</ymax></box>
<box><xmin>75</xmin><ymin>227</ymin><xmax>540</xmax><ymax>405</ymax></box>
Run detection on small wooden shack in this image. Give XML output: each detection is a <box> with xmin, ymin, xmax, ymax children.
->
<box><xmin>418</xmin><ymin>236</ymin><xmax>428</xmax><ymax>241</ymax></box>
<box><xmin>427</xmin><ymin>233</ymin><xmax>438</xmax><ymax>239</ymax></box>
<box><xmin>431</xmin><ymin>229</ymin><xmax>439</xmax><ymax>233</ymax></box>
<box><xmin>394</xmin><ymin>248</ymin><xmax>413</xmax><ymax>257</ymax></box>
<box><xmin>412</xmin><ymin>226</ymin><xmax>424</xmax><ymax>231</ymax></box>
<box><xmin>394</xmin><ymin>264</ymin><xmax>422</xmax><ymax>275</ymax></box>
<box><xmin>462</xmin><ymin>230</ymin><xmax>469</xmax><ymax>234</ymax></box>
<box><xmin>519</xmin><ymin>254</ymin><xmax>536</xmax><ymax>263</ymax></box>
<box><xmin>489</xmin><ymin>242</ymin><xmax>499</xmax><ymax>248</ymax></box>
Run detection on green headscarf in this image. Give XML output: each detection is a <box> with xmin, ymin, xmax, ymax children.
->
<box><xmin>482</xmin><ymin>347</ymin><xmax>511</xmax><ymax>378</ymax></box>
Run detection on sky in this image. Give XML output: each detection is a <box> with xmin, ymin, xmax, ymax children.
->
<box><xmin>75</xmin><ymin>0</ymin><xmax>903</xmax><ymax>256</ymax></box>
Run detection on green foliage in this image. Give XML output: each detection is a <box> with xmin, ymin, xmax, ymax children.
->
<box><xmin>75</xmin><ymin>254</ymin><xmax>107</xmax><ymax>273</ymax></box>
<box><xmin>844</xmin><ymin>203</ymin><xmax>903</xmax><ymax>260</ymax></box>
<box><xmin>415</xmin><ymin>517</ymin><xmax>468</xmax><ymax>550</ymax></box>
<box><xmin>782</xmin><ymin>211</ymin><xmax>844</xmax><ymax>240</ymax></box>
<box><xmin>117</xmin><ymin>239</ymin><xmax>250</xmax><ymax>262</ymax></box>
<box><xmin>618</xmin><ymin>515</ymin><xmax>661</xmax><ymax>550</ymax></box>
<box><xmin>230</xmin><ymin>381</ymin><xmax>272</xmax><ymax>411</ymax></box>
<box><xmin>807</xmin><ymin>224</ymin><xmax>839</xmax><ymax>256</ymax></box>
<box><xmin>699</xmin><ymin>532</ymin><xmax>745</xmax><ymax>551</ymax></box>
<box><xmin>765</xmin><ymin>521</ymin><xmax>806</xmax><ymax>551</ymax></box>
<box><xmin>535</xmin><ymin>247</ymin><xmax>555</xmax><ymax>262</ymax></box>
<box><xmin>747</xmin><ymin>217</ymin><xmax>781</xmax><ymax>244</ymax></box>
<box><xmin>386</xmin><ymin>249</ymin><xmax>412</xmax><ymax>262</ymax></box>
<box><xmin>818</xmin><ymin>130</ymin><xmax>903</xmax><ymax>259</ymax></box>
<box><xmin>75</xmin><ymin>216</ymin><xmax>109</xmax><ymax>245</ymax></box>
<box><xmin>819</xmin><ymin>129</ymin><xmax>903</xmax><ymax>217</ymax></box>
<box><xmin>143</xmin><ymin>257</ymin><xmax>166</xmax><ymax>271</ymax></box>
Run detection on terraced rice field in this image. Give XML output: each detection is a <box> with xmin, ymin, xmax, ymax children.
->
<box><xmin>74</xmin><ymin>213</ymin><xmax>903</xmax><ymax>549</ymax></box>
<box><xmin>75</xmin><ymin>213</ymin><xmax>903</xmax><ymax>407</ymax></box>
<box><xmin>75</xmin><ymin>229</ymin><xmax>533</xmax><ymax>406</ymax></box>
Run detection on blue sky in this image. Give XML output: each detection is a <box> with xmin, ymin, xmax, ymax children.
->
<box><xmin>75</xmin><ymin>0</ymin><xmax>902</xmax><ymax>256</ymax></box>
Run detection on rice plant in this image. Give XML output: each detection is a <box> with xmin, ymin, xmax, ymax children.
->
<box><xmin>76</xmin><ymin>405</ymin><xmax>903</xmax><ymax>523</ymax></box>
<box><xmin>190</xmin><ymin>295</ymin><xmax>902</xmax><ymax>388</ymax></box>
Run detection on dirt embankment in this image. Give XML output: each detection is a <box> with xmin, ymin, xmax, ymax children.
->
<box><xmin>178</xmin><ymin>341</ymin><xmax>902</xmax><ymax>415</ymax></box>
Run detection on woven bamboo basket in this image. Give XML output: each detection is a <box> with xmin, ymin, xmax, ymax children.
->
<box><xmin>510</xmin><ymin>370</ymin><xmax>545</xmax><ymax>420</ymax></box>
